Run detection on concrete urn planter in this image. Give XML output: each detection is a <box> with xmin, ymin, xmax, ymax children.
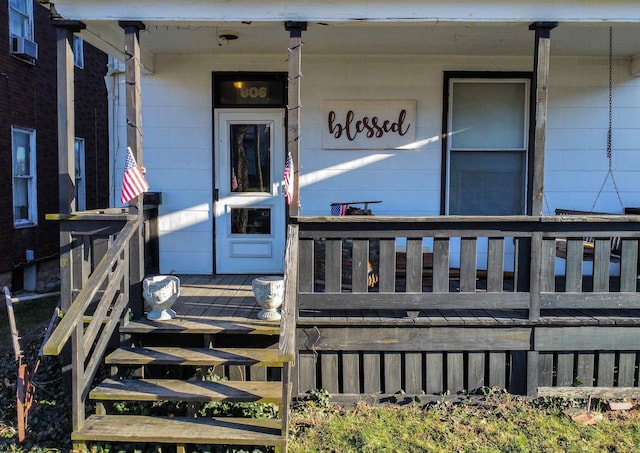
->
<box><xmin>143</xmin><ymin>275</ymin><xmax>180</xmax><ymax>321</ymax></box>
<box><xmin>251</xmin><ymin>276</ymin><xmax>285</xmax><ymax>321</ymax></box>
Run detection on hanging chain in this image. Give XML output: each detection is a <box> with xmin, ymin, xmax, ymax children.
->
<box><xmin>607</xmin><ymin>25</ymin><xmax>613</xmax><ymax>170</ymax></box>
<box><xmin>591</xmin><ymin>27</ymin><xmax>624</xmax><ymax>211</ymax></box>
<box><xmin>543</xmin><ymin>192</ymin><xmax>552</xmax><ymax>215</ymax></box>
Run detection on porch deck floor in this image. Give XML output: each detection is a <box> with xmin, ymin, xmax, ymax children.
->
<box><xmin>126</xmin><ymin>274</ymin><xmax>280</xmax><ymax>335</ymax></box>
<box><xmin>172</xmin><ymin>274</ymin><xmax>260</xmax><ymax>321</ymax></box>
<box><xmin>140</xmin><ymin>275</ymin><xmax>640</xmax><ymax>329</ymax></box>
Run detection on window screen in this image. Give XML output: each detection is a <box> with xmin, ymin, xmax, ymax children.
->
<box><xmin>446</xmin><ymin>78</ymin><xmax>529</xmax><ymax>215</ymax></box>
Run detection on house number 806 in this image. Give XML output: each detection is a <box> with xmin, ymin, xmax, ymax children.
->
<box><xmin>240</xmin><ymin>86</ymin><xmax>268</xmax><ymax>98</ymax></box>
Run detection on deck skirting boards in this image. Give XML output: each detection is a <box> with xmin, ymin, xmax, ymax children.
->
<box><xmin>294</xmin><ymin>322</ymin><xmax>640</xmax><ymax>398</ymax></box>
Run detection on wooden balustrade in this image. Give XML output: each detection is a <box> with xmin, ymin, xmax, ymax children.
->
<box><xmin>292</xmin><ymin>214</ymin><xmax>640</xmax><ymax>318</ymax></box>
<box><xmin>43</xmin><ymin>211</ymin><xmax>138</xmax><ymax>431</ymax></box>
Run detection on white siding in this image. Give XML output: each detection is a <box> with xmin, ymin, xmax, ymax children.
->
<box><xmin>114</xmin><ymin>53</ymin><xmax>640</xmax><ymax>274</ymax></box>
<box><xmin>545</xmin><ymin>56</ymin><xmax>640</xmax><ymax>213</ymax></box>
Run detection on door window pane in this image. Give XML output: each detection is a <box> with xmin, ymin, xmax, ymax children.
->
<box><xmin>230</xmin><ymin>124</ymin><xmax>271</xmax><ymax>193</ymax></box>
<box><xmin>230</xmin><ymin>208</ymin><xmax>271</xmax><ymax>234</ymax></box>
<box><xmin>213</xmin><ymin>74</ymin><xmax>287</xmax><ymax>107</ymax></box>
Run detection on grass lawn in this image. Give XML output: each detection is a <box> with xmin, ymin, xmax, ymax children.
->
<box><xmin>1</xmin><ymin>295</ymin><xmax>59</xmax><ymax>346</ymax></box>
<box><xmin>288</xmin><ymin>393</ymin><xmax>640</xmax><ymax>452</ymax></box>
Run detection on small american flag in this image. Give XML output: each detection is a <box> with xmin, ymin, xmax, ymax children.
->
<box><xmin>331</xmin><ymin>204</ymin><xmax>348</xmax><ymax>216</ymax></box>
<box><xmin>284</xmin><ymin>151</ymin><xmax>294</xmax><ymax>205</ymax></box>
<box><xmin>120</xmin><ymin>147</ymin><xmax>149</xmax><ymax>204</ymax></box>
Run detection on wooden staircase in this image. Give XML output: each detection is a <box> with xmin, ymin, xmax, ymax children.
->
<box><xmin>72</xmin><ymin>319</ymin><xmax>292</xmax><ymax>452</ymax></box>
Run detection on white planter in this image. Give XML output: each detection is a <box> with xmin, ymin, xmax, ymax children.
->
<box><xmin>252</xmin><ymin>276</ymin><xmax>285</xmax><ymax>321</ymax></box>
<box><xmin>143</xmin><ymin>275</ymin><xmax>180</xmax><ymax>321</ymax></box>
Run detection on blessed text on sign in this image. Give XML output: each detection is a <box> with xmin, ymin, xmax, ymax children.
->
<box><xmin>322</xmin><ymin>100</ymin><xmax>416</xmax><ymax>149</ymax></box>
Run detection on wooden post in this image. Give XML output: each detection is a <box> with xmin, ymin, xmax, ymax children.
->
<box><xmin>529</xmin><ymin>232</ymin><xmax>542</xmax><ymax>321</ymax></box>
<box><xmin>53</xmin><ymin>19</ymin><xmax>84</xmax><ymax>309</ymax></box>
<box><xmin>119</xmin><ymin>21</ymin><xmax>146</xmax><ymax>319</ymax></box>
<box><xmin>51</xmin><ymin>18</ymin><xmax>86</xmax><ymax>431</ymax></box>
<box><xmin>284</xmin><ymin>22</ymin><xmax>307</xmax><ymax>217</ymax></box>
<box><xmin>528</xmin><ymin>22</ymin><xmax>557</xmax><ymax>216</ymax></box>
<box><xmin>526</xmin><ymin>22</ymin><xmax>556</xmax><ymax>397</ymax></box>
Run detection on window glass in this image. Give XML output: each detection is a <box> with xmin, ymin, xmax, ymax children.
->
<box><xmin>449</xmin><ymin>151</ymin><xmax>525</xmax><ymax>215</ymax></box>
<box><xmin>451</xmin><ymin>82</ymin><xmax>526</xmax><ymax>150</ymax></box>
<box><xmin>74</xmin><ymin>138</ymin><xmax>86</xmax><ymax>211</ymax></box>
<box><xmin>73</xmin><ymin>36</ymin><xmax>84</xmax><ymax>69</ymax></box>
<box><xmin>10</xmin><ymin>0</ymin><xmax>28</xmax><ymax>13</ymax></box>
<box><xmin>229</xmin><ymin>124</ymin><xmax>271</xmax><ymax>193</ymax></box>
<box><xmin>9</xmin><ymin>0</ymin><xmax>31</xmax><ymax>39</ymax></box>
<box><xmin>215</xmin><ymin>76</ymin><xmax>286</xmax><ymax>107</ymax></box>
<box><xmin>12</xmin><ymin>128</ymin><xmax>36</xmax><ymax>226</ymax></box>
<box><xmin>231</xmin><ymin>208</ymin><xmax>271</xmax><ymax>234</ymax></box>
<box><xmin>446</xmin><ymin>78</ymin><xmax>529</xmax><ymax>215</ymax></box>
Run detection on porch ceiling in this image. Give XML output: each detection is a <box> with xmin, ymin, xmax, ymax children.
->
<box><xmin>81</xmin><ymin>21</ymin><xmax>640</xmax><ymax>59</ymax></box>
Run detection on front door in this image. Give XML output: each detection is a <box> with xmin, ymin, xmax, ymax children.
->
<box><xmin>214</xmin><ymin>109</ymin><xmax>286</xmax><ymax>274</ymax></box>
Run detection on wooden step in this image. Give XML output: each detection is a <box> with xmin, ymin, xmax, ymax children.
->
<box><xmin>91</xmin><ymin>378</ymin><xmax>285</xmax><ymax>404</ymax></box>
<box><xmin>105</xmin><ymin>346</ymin><xmax>292</xmax><ymax>367</ymax></box>
<box><xmin>72</xmin><ymin>414</ymin><xmax>285</xmax><ymax>447</ymax></box>
<box><xmin>121</xmin><ymin>318</ymin><xmax>280</xmax><ymax>336</ymax></box>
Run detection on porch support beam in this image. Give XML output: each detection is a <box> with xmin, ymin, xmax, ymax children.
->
<box><xmin>119</xmin><ymin>20</ymin><xmax>146</xmax><ymax>318</ymax></box>
<box><xmin>527</xmin><ymin>21</ymin><xmax>556</xmax><ymax>397</ymax></box>
<box><xmin>52</xmin><ymin>17</ymin><xmax>85</xmax><ymax>311</ymax></box>
<box><xmin>51</xmin><ymin>17</ymin><xmax>86</xmax><ymax>432</ymax></box>
<box><xmin>528</xmin><ymin>21</ymin><xmax>557</xmax><ymax>216</ymax></box>
<box><xmin>285</xmin><ymin>21</ymin><xmax>307</xmax><ymax>217</ymax></box>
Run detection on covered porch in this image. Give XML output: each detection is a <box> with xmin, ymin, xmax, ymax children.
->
<box><xmin>123</xmin><ymin>261</ymin><xmax>640</xmax><ymax>401</ymax></box>
<box><xmin>47</xmin><ymin>206</ymin><xmax>640</xmax><ymax>394</ymax></box>
<box><xmin>41</xmin><ymin>0</ymin><xmax>640</xmax><ymax>450</ymax></box>
<box><xmin>107</xmin><ymin>267</ymin><xmax>640</xmax><ymax>399</ymax></box>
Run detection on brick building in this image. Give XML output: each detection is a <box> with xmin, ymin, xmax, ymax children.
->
<box><xmin>0</xmin><ymin>0</ymin><xmax>109</xmax><ymax>291</ymax></box>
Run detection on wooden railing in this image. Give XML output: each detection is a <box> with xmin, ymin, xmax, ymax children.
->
<box><xmin>43</xmin><ymin>211</ymin><xmax>138</xmax><ymax>431</ymax></box>
<box><xmin>293</xmin><ymin>214</ymin><xmax>640</xmax><ymax>319</ymax></box>
<box><xmin>279</xmin><ymin>224</ymin><xmax>299</xmax><ymax>439</ymax></box>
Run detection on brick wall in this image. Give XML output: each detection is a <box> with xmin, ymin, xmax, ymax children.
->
<box><xmin>0</xmin><ymin>1</ymin><xmax>109</xmax><ymax>289</ymax></box>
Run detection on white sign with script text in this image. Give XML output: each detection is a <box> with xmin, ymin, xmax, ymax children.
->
<box><xmin>322</xmin><ymin>100</ymin><xmax>416</xmax><ymax>149</ymax></box>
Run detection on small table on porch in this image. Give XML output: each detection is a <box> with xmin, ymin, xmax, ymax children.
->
<box><xmin>330</xmin><ymin>200</ymin><xmax>382</xmax><ymax>216</ymax></box>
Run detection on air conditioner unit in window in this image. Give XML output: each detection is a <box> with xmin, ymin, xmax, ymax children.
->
<box><xmin>11</xmin><ymin>35</ymin><xmax>38</xmax><ymax>60</ymax></box>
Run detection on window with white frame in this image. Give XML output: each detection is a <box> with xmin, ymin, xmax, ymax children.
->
<box><xmin>8</xmin><ymin>0</ymin><xmax>33</xmax><ymax>40</ymax></box>
<box><xmin>73</xmin><ymin>36</ymin><xmax>84</xmax><ymax>69</ymax></box>
<box><xmin>12</xmin><ymin>127</ymin><xmax>37</xmax><ymax>227</ymax></box>
<box><xmin>74</xmin><ymin>138</ymin><xmax>86</xmax><ymax>211</ymax></box>
<box><xmin>444</xmin><ymin>76</ymin><xmax>530</xmax><ymax>215</ymax></box>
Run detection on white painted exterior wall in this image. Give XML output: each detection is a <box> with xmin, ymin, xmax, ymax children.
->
<box><xmin>111</xmin><ymin>53</ymin><xmax>640</xmax><ymax>274</ymax></box>
<box><xmin>546</xmin><ymin>57</ymin><xmax>640</xmax><ymax>212</ymax></box>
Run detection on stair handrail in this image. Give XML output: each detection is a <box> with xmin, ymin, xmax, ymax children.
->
<box><xmin>278</xmin><ymin>223</ymin><xmax>299</xmax><ymax>447</ymax></box>
<box><xmin>279</xmin><ymin>223</ymin><xmax>298</xmax><ymax>362</ymax></box>
<box><xmin>43</xmin><ymin>219</ymin><xmax>138</xmax><ymax>356</ymax></box>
